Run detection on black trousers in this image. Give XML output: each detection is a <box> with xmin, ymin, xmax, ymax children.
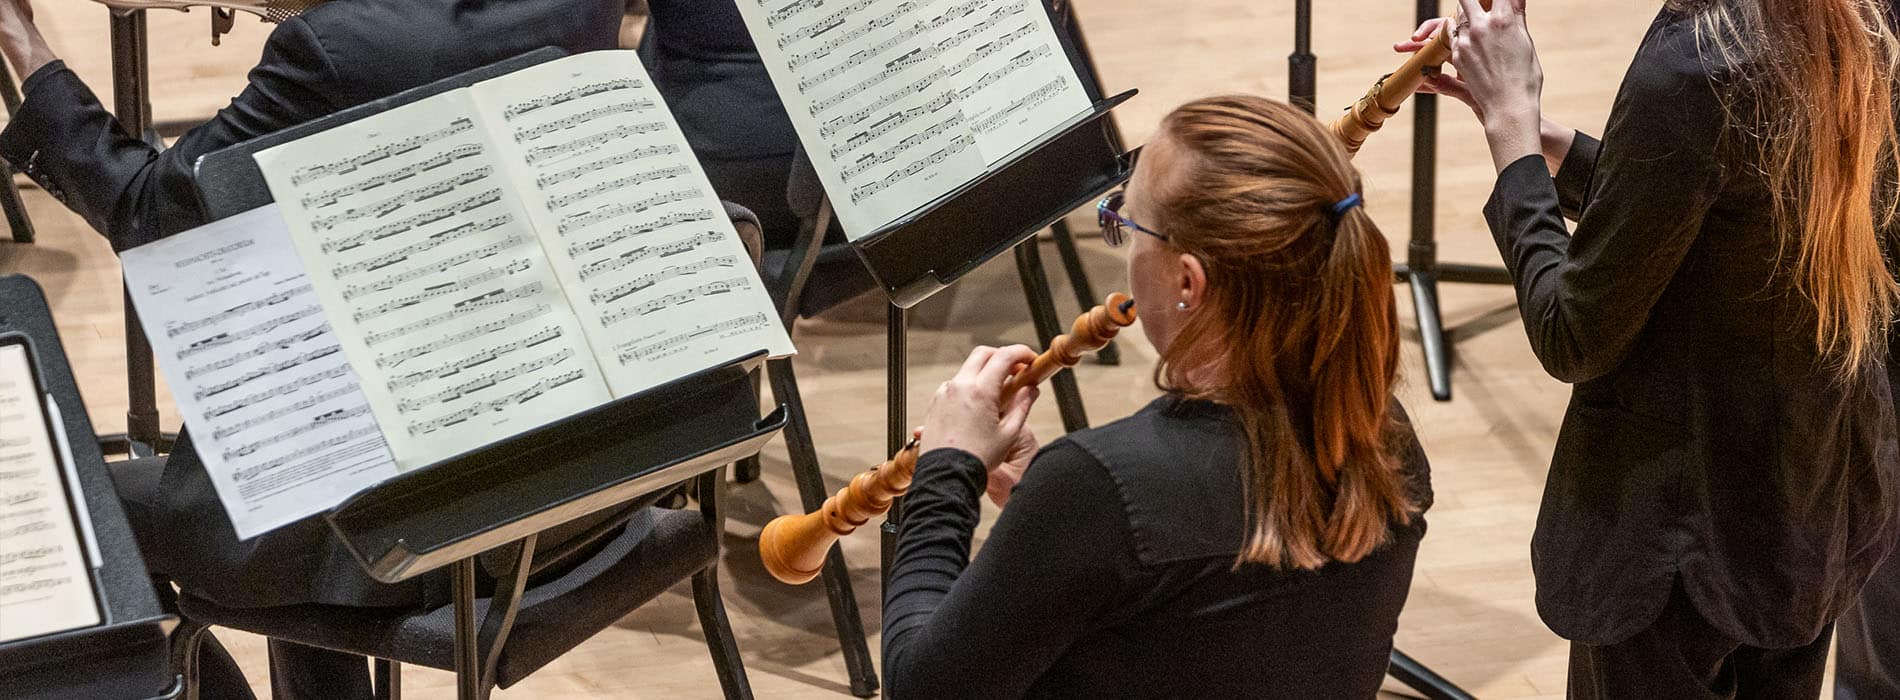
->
<box><xmin>1837</xmin><ymin>551</ymin><xmax>1900</xmax><ymax>699</ymax></box>
<box><xmin>1569</xmin><ymin>581</ymin><xmax>1833</xmax><ymax>699</ymax></box>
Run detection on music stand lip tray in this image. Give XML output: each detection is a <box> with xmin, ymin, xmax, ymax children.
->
<box><xmin>853</xmin><ymin>89</ymin><xmax>1138</xmax><ymax>309</ymax></box>
<box><xmin>325</xmin><ymin>352</ymin><xmax>784</xmax><ymax>584</ymax></box>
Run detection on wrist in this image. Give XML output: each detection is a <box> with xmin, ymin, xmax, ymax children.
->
<box><xmin>1539</xmin><ymin>117</ymin><xmax>1575</xmax><ymax>176</ymax></box>
<box><xmin>1483</xmin><ymin>106</ymin><xmax>1543</xmax><ymax>173</ymax></box>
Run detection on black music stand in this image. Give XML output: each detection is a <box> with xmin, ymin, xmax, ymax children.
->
<box><xmin>0</xmin><ymin>275</ymin><xmax>178</xmax><ymax>700</ymax></box>
<box><xmin>101</xmin><ymin>8</ymin><xmax>174</xmax><ymax>460</ymax></box>
<box><xmin>1293</xmin><ymin>7</ymin><xmax>1480</xmax><ymax>700</ymax></box>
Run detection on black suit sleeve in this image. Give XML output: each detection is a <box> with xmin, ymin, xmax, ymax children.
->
<box><xmin>883</xmin><ymin>443</ymin><xmax>1136</xmax><ymax>699</ymax></box>
<box><xmin>1482</xmin><ymin>47</ymin><xmax>1728</xmax><ymax>384</ymax></box>
<box><xmin>1553</xmin><ymin>132</ymin><xmax>1602</xmax><ymax>222</ymax></box>
<box><xmin>0</xmin><ymin>17</ymin><xmax>340</xmax><ymax>251</ymax></box>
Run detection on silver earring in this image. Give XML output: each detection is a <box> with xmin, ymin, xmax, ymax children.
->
<box><xmin>1176</xmin><ymin>301</ymin><xmax>1190</xmax><ymax>312</ymax></box>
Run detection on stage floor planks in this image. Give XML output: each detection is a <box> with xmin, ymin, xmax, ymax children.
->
<box><xmin>0</xmin><ymin>2</ymin><xmax>1794</xmax><ymax>698</ymax></box>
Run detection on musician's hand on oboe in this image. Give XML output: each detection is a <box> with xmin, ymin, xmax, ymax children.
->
<box><xmin>1448</xmin><ymin>0</ymin><xmax>1543</xmax><ymax>173</ymax></box>
<box><xmin>922</xmin><ymin>345</ymin><xmax>1041</xmax><ymax>467</ymax></box>
<box><xmin>987</xmin><ymin>418</ymin><xmax>1039</xmax><ymax>509</ymax></box>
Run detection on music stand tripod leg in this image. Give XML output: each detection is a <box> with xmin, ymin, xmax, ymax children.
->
<box><xmin>1389</xmin><ymin>649</ymin><xmax>1478</xmax><ymax>700</ymax></box>
<box><xmin>1048</xmin><ymin>219</ymin><xmax>1120</xmax><ymax>366</ymax></box>
<box><xmin>1013</xmin><ymin>239</ymin><xmax>1089</xmax><ymax>432</ymax></box>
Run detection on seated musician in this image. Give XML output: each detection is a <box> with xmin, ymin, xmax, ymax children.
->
<box><xmin>884</xmin><ymin>95</ymin><xmax>1432</xmax><ymax>698</ymax></box>
<box><xmin>0</xmin><ymin>1</ymin><xmax>654</xmax><ymax>698</ymax></box>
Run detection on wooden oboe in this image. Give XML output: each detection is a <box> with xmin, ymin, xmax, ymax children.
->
<box><xmin>1329</xmin><ymin>0</ymin><xmax>1491</xmax><ymax>154</ymax></box>
<box><xmin>759</xmin><ymin>293</ymin><xmax>1139</xmax><ymax>585</ymax></box>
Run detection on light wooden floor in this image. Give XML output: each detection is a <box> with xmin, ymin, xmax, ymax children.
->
<box><xmin>0</xmin><ymin>2</ymin><xmax>1746</xmax><ymax>698</ymax></box>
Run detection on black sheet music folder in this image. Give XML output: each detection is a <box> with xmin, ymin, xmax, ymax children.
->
<box><xmin>0</xmin><ymin>275</ymin><xmax>178</xmax><ymax>700</ymax></box>
<box><xmin>852</xmin><ymin>90</ymin><xmax>1139</xmax><ymax>309</ymax></box>
<box><xmin>190</xmin><ymin>47</ymin><xmax>788</xmax><ymax>585</ymax></box>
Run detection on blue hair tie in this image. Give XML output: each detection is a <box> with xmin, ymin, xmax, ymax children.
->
<box><xmin>1330</xmin><ymin>192</ymin><xmax>1364</xmax><ymax>216</ymax></box>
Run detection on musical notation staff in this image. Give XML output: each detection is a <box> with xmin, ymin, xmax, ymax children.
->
<box><xmin>222</xmin><ymin>404</ymin><xmax>375</xmax><ymax>461</ymax></box>
<box><xmin>513</xmin><ymin>100</ymin><xmax>656</xmax><ymax>143</ymax></box>
<box><xmin>329</xmin><ymin>213</ymin><xmax>514</xmax><ymax>277</ymax></box>
<box><xmin>352</xmin><ymin>259</ymin><xmax>532</xmax><ymax>323</ymax></box>
<box><xmin>777</xmin><ymin>0</ymin><xmax>878</xmax><ymax>48</ymax></box>
<box><xmin>342</xmin><ymin>239</ymin><xmax>523</xmax><ymax>301</ymax></box>
<box><xmin>211</xmin><ymin>384</ymin><xmax>361</xmax><ymax>442</ymax></box>
<box><xmin>361</xmin><ymin>282</ymin><xmax>547</xmax><ymax>348</ymax></box>
<box><xmin>525</xmin><ymin>121</ymin><xmax>669</xmax><ymax>166</ymax></box>
<box><xmin>165</xmin><ymin>284</ymin><xmax>314</xmax><ymax>338</ymax></box>
<box><xmin>230</xmin><ymin>426</ymin><xmax>384</xmax><ymax>485</ymax></box>
<box><xmin>600</xmin><ymin>277</ymin><xmax>751</xmax><ymax>328</ymax></box>
<box><xmin>502</xmin><ymin>78</ymin><xmax>643</xmax><ymax>120</ymax></box>
<box><xmin>589</xmin><ymin>256</ymin><xmax>739</xmax><ymax>306</ymax></box>
<box><xmin>289</xmin><ymin>117</ymin><xmax>477</xmax><ymax>186</ymax></box>
<box><xmin>558</xmin><ymin>189</ymin><xmax>703</xmax><ymax>235</ymax></box>
<box><xmin>301</xmin><ymin>144</ymin><xmax>485</xmax><ymax>210</ymax></box>
<box><xmin>395</xmin><ymin>347</ymin><xmax>577</xmax><ymax>415</ymax></box>
<box><xmin>766</xmin><ymin>0</ymin><xmax>823</xmax><ymax>28</ymax></box>
<box><xmin>202</xmin><ymin>365</ymin><xmax>353</xmax><ymax>421</ymax></box>
<box><xmin>972</xmin><ymin>77</ymin><xmax>1067</xmax><ymax>134</ymax></box>
<box><xmin>851</xmin><ymin>133</ymin><xmax>974</xmax><ymax>203</ymax></box>
<box><xmin>536</xmin><ymin>145</ymin><xmax>681</xmax><ymax>190</ymax></box>
<box><xmin>179</xmin><ymin>306</ymin><xmax>326</xmax><ymax>360</ymax></box>
<box><xmin>618</xmin><ymin>313</ymin><xmax>773</xmax><ymax>364</ymax></box>
<box><xmin>405</xmin><ymin>368</ymin><xmax>588</xmax><ymax>437</ymax></box>
<box><xmin>571</xmin><ymin>212</ymin><xmax>720</xmax><ymax>260</ymax></box>
<box><xmin>375</xmin><ymin>304</ymin><xmax>555</xmax><ymax>369</ymax></box>
<box><xmin>311</xmin><ymin>166</ymin><xmax>495</xmax><ymax>233</ymax></box>
<box><xmin>385</xmin><ymin>325</ymin><xmax>564</xmax><ymax>392</ymax></box>
<box><xmin>321</xmin><ymin>192</ymin><xmax>508</xmax><ymax>254</ymax></box>
<box><xmin>577</xmin><ymin>228</ymin><xmax>724</xmax><ymax>280</ymax></box>
<box><xmin>812</xmin><ymin>23</ymin><xmax>1039</xmax><ymax>134</ymax></box>
<box><xmin>840</xmin><ymin>113</ymin><xmax>966</xmax><ymax>181</ymax></box>
<box><xmin>194</xmin><ymin>345</ymin><xmax>344</xmax><ymax>403</ymax></box>
<box><xmin>184</xmin><ymin>325</ymin><xmax>329</xmax><ymax>381</ymax></box>
<box><xmin>831</xmin><ymin>92</ymin><xmax>954</xmax><ymax>159</ymax></box>
<box><xmin>786</xmin><ymin>0</ymin><xmax>924</xmax><ymax>69</ymax></box>
<box><xmin>546</xmin><ymin>165</ymin><xmax>692</xmax><ymax>211</ymax></box>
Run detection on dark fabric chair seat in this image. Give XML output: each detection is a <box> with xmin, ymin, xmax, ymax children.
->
<box><xmin>176</xmin><ymin>506</ymin><xmax>717</xmax><ymax>688</ymax></box>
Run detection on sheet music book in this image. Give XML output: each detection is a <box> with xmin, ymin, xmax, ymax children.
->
<box><xmin>120</xmin><ymin>51</ymin><xmax>793</xmax><ymax>538</ymax></box>
<box><xmin>0</xmin><ymin>343</ymin><xmax>102</xmax><ymax>643</ymax></box>
<box><xmin>735</xmin><ymin>0</ymin><xmax>1095</xmax><ymax>239</ymax></box>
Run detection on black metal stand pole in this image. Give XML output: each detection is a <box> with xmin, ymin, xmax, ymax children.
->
<box><xmin>1390</xmin><ymin>0</ymin><xmax>1514</xmax><ymax>402</ymax></box>
<box><xmin>1015</xmin><ymin>241</ymin><xmax>1090</xmax><ymax>433</ymax></box>
<box><xmin>1390</xmin><ymin>649</ymin><xmax>1479</xmax><ymax>700</ymax></box>
<box><xmin>880</xmin><ymin>302</ymin><xmax>908</xmax><ymax>599</ymax></box>
<box><xmin>106</xmin><ymin>9</ymin><xmax>171</xmax><ymax>458</ymax></box>
<box><xmin>1290</xmin><ymin>0</ymin><xmax>1316</xmax><ymax>114</ymax></box>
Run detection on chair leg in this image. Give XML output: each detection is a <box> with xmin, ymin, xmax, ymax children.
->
<box><xmin>0</xmin><ymin>59</ymin><xmax>32</xmax><ymax>244</ymax></box>
<box><xmin>693</xmin><ymin>566</ymin><xmax>755</xmax><ymax>700</ymax></box>
<box><xmin>765</xmin><ymin>358</ymin><xmax>880</xmax><ymax>696</ymax></box>
<box><xmin>1048</xmin><ymin>220</ymin><xmax>1115</xmax><ymax>365</ymax></box>
<box><xmin>168</xmin><ymin>618</ymin><xmax>209</xmax><ymax>700</ymax></box>
<box><xmin>374</xmin><ymin>659</ymin><xmax>402</xmax><ymax>700</ymax></box>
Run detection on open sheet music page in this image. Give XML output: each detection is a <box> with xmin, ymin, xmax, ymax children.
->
<box><xmin>120</xmin><ymin>206</ymin><xmax>400</xmax><ymax>538</ymax></box>
<box><xmin>737</xmin><ymin>0</ymin><xmax>1094</xmax><ymax>238</ymax></box>
<box><xmin>254</xmin><ymin>92</ymin><xmax>614</xmax><ymax>470</ymax></box>
<box><xmin>468</xmin><ymin>51</ymin><xmax>793</xmax><ymax>396</ymax></box>
<box><xmin>0</xmin><ymin>344</ymin><xmax>101</xmax><ymax>642</ymax></box>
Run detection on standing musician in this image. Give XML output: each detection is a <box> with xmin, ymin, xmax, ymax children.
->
<box><xmin>881</xmin><ymin>95</ymin><xmax>1433</xmax><ymax>698</ymax></box>
<box><xmin>0</xmin><ymin>1</ymin><xmax>630</xmax><ymax>698</ymax></box>
<box><xmin>1401</xmin><ymin>0</ymin><xmax>1900</xmax><ymax>695</ymax></box>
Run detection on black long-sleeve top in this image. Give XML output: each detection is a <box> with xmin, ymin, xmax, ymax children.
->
<box><xmin>884</xmin><ymin>397</ymin><xmax>1432</xmax><ymax>699</ymax></box>
<box><xmin>1483</xmin><ymin>7</ymin><xmax>1899</xmax><ymax>647</ymax></box>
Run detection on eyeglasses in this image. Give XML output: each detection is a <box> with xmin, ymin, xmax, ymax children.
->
<box><xmin>1096</xmin><ymin>191</ymin><xmax>1168</xmax><ymax>247</ymax></box>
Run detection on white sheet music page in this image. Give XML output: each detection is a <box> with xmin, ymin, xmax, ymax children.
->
<box><xmin>254</xmin><ymin>92</ymin><xmax>613</xmax><ymax>470</ymax></box>
<box><xmin>0</xmin><ymin>344</ymin><xmax>101</xmax><ymax>642</ymax></box>
<box><xmin>119</xmin><ymin>205</ymin><xmax>400</xmax><ymax>538</ymax></box>
<box><xmin>737</xmin><ymin>0</ymin><xmax>1094</xmax><ymax>238</ymax></box>
<box><xmin>468</xmin><ymin>51</ymin><xmax>793</xmax><ymax>396</ymax></box>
